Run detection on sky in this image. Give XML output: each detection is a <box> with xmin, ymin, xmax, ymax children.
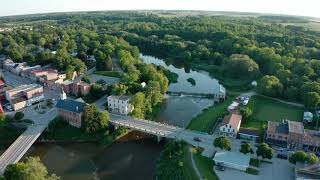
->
<box><xmin>0</xmin><ymin>0</ymin><xmax>319</xmax><ymax>18</ymax></box>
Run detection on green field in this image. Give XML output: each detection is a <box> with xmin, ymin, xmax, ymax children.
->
<box><xmin>193</xmin><ymin>150</ymin><xmax>219</xmax><ymax>180</ymax></box>
<box><xmin>94</xmin><ymin>71</ymin><xmax>121</xmax><ymax>78</ymax></box>
<box><xmin>241</xmin><ymin>95</ymin><xmax>304</xmax><ymax>130</ymax></box>
<box><xmin>182</xmin><ymin>146</ymin><xmax>199</xmax><ymax>180</ymax></box>
<box><xmin>187</xmin><ymin>92</ymin><xmax>238</xmax><ymax>133</ymax></box>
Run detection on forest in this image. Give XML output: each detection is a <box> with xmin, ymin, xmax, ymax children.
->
<box><xmin>1</xmin><ymin>11</ymin><xmax>320</xmax><ymax>108</ymax></box>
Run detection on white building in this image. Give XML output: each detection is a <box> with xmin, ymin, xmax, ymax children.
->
<box><xmin>107</xmin><ymin>95</ymin><xmax>134</xmax><ymax>115</ymax></box>
<box><xmin>219</xmin><ymin>113</ymin><xmax>242</xmax><ymax>138</ymax></box>
<box><xmin>213</xmin><ymin>151</ymin><xmax>250</xmax><ymax>171</ymax></box>
<box><xmin>214</xmin><ymin>85</ymin><xmax>226</xmax><ymax>102</ymax></box>
<box><xmin>303</xmin><ymin>112</ymin><xmax>313</xmax><ymax>123</ymax></box>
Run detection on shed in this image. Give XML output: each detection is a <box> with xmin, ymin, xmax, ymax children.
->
<box><xmin>213</xmin><ymin>151</ymin><xmax>250</xmax><ymax>171</ymax></box>
<box><xmin>239</xmin><ymin>128</ymin><xmax>260</xmax><ymax>141</ymax></box>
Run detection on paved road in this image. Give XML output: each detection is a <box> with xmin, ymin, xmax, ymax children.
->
<box><xmin>0</xmin><ymin>108</ymin><xmax>57</xmax><ymax>174</ymax></box>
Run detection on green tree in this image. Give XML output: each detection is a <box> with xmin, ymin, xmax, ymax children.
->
<box><xmin>289</xmin><ymin>151</ymin><xmax>319</xmax><ymax>164</ymax></box>
<box><xmin>130</xmin><ymin>92</ymin><xmax>147</xmax><ymax>119</ymax></box>
<box><xmin>239</xmin><ymin>107</ymin><xmax>252</xmax><ymax>120</ymax></box>
<box><xmin>224</xmin><ymin>54</ymin><xmax>260</xmax><ymax>79</ymax></box>
<box><xmin>258</xmin><ymin>75</ymin><xmax>283</xmax><ymax>97</ymax></box>
<box><xmin>14</xmin><ymin>112</ymin><xmax>24</xmax><ymax>121</ymax></box>
<box><xmin>304</xmin><ymin>92</ymin><xmax>320</xmax><ymax>109</ymax></box>
<box><xmin>66</xmin><ymin>65</ymin><xmax>75</xmax><ymax>80</ymax></box>
<box><xmin>256</xmin><ymin>143</ymin><xmax>273</xmax><ymax>159</ymax></box>
<box><xmin>240</xmin><ymin>143</ymin><xmax>254</xmax><ymax>154</ymax></box>
<box><xmin>4</xmin><ymin>156</ymin><xmax>59</xmax><ymax>180</ymax></box>
<box><xmin>83</xmin><ymin>105</ymin><xmax>109</xmax><ymax>133</ymax></box>
<box><xmin>213</xmin><ymin>136</ymin><xmax>231</xmax><ymax>151</ymax></box>
<box><xmin>111</xmin><ymin>84</ymin><xmax>128</xmax><ymax>95</ymax></box>
<box><xmin>82</xmin><ymin>75</ymin><xmax>91</xmax><ymax>83</ymax></box>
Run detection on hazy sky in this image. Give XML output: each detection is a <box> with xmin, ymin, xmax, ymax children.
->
<box><xmin>0</xmin><ymin>0</ymin><xmax>319</xmax><ymax>18</ymax></box>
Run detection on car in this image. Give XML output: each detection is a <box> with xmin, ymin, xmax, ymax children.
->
<box><xmin>277</xmin><ymin>154</ymin><xmax>288</xmax><ymax>159</ymax></box>
<box><xmin>193</xmin><ymin>137</ymin><xmax>201</xmax><ymax>142</ymax></box>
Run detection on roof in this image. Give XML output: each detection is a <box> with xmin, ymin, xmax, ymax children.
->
<box><xmin>239</xmin><ymin>128</ymin><xmax>260</xmax><ymax>137</ymax></box>
<box><xmin>56</xmin><ymin>99</ymin><xmax>86</xmax><ymax>114</ymax></box>
<box><xmin>0</xmin><ymin>79</ymin><xmax>4</xmax><ymax>85</ymax></box>
<box><xmin>288</xmin><ymin>121</ymin><xmax>304</xmax><ymax>135</ymax></box>
<box><xmin>31</xmin><ymin>69</ymin><xmax>57</xmax><ymax>75</ymax></box>
<box><xmin>213</xmin><ymin>151</ymin><xmax>250</xmax><ymax>167</ymax></box>
<box><xmin>221</xmin><ymin>113</ymin><xmax>242</xmax><ymax>129</ymax></box>
<box><xmin>296</xmin><ymin>163</ymin><xmax>320</xmax><ymax>179</ymax></box>
<box><xmin>304</xmin><ymin>112</ymin><xmax>313</xmax><ymax>118</ymax></box>
<box><xmin>108</xmin><ymin>95</ymin><xmax>131</xmax><ymax>101</ymax></box>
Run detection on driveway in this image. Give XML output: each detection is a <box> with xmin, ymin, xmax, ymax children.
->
<box><xmin>89</xmin><ymin>74</ymin><xmax>120</xmax><ymax>85</ymax></box>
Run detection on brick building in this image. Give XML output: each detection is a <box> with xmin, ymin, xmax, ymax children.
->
<box><xmin>56</xmin><ymin>99</ymin><xmax>86</xmax><ymax>128</ymax></box>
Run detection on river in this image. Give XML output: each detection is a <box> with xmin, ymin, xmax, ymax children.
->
<box><xmin>15</xmin><ymin>55</ymin><xmax>221</xmax><ymax>180</ymax></box>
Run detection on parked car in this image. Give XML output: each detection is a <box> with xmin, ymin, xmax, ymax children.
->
<box><xmin>215</xmin><ymin>162</ymin><xmax>226</xmax><ymax>171</ymax></box>
<box><xmin>277</xmin><ymin>154</ymin><xmax>288</xmax><ymax>159</ymax></box>
<box><xmin>243</xmin><ymin>99</ymin><xmax>249</xmax><ymax>105</ymax></box>
<box><xmin>193</xmin><ymin>137</ymin><xmax>201</xmax><ymax>142</ymax></box>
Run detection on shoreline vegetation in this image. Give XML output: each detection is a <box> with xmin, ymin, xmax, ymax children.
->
<box><xmin>187</xmin><ymin>78</ymin><xmax>196</xmax><ymax>86</ymax></box>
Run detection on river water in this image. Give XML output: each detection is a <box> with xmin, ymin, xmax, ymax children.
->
<box><xmin>10</xmin><ymin>55</ymin><xmax>221</xmax><ymax>180</ymax></box>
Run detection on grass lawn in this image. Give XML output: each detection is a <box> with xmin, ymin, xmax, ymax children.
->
<box><xmin>187</xmin><ymin>92</ymin><xmax>239</xmax><ymax>133</ymax></box>
<box><xmin>0</xmin><ymin>122</ymin><xmax>24</xmax><ymax>143</ymax></box>
<box><xmin>249</xmin><ymin>158</ymin><xmax>261</xmax><ymax>168</ymax></box>
<box><xmin>241</xmin><ymin>95</ymin><xmax>304</xmax><ymax>131</ymax></box>
<box><xmin>182</xmin><ymin>146</ymin><xmax>199</xmax><ymax>180</ymax></box>
<box><xmin>94</xmin><ymin>71</ymin><xmax>121</xmax><ymax>78</ymax></box>
<box><xmin>193</xmin><ymin>149</ymin><xmax>219</xmax><ymax>180</ymax></box>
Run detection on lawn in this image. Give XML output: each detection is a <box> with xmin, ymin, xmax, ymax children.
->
<box><xmin>193</xmin><ymin>149</ymin><xmax>219</xmax><ymax>180</ymax></box>
<box><xmin>241</xmin><ymin>95</ymin><xmax>304</xmax><ymax>131</ymax></box>
<box><xmin>187</xmin><ymin>92</ymin><xmax>239</xmax><ymax>133</ymax></box>
<box><xmin>94</xmin><ymin>71</ymin><xmax>121</xmax><ymax>78</ymax></box>
<box><xmin>182</xmin><ymin>146</ymin><xmax>199</xmax><ymax>180</ymax></box>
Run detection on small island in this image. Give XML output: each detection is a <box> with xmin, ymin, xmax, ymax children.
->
<box><xmin>187</xmin><ymin>78</ymin><xmax>196</xmax><ymax>86</ymax></box>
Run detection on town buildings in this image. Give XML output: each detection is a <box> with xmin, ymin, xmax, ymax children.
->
<box><xmin>62</xmin><ymin>78</ymin><xmax>91</xmax><ymax>96</ymax></box>
<box><xmin>219</xmin><ymin>113</ymin><xmax>242</xmax><ymax>138</ymax></box>
<box><xmin>5</xmin><ymin>84</ymin><xmax>44</xmax><ymax>111</ymax></box>
<box><xmin>107</xmin><ymin>95</ymin><xmax>134</xmax><ymax>115</ymax></box>
<box><xmin>266</xmin><ymin>120</ymin><xmax>320</xmax><ymax>152</ymax></box>
<box><xmin>214</xmin><ymin>84</ymin><xmax>226</xmax><ymax>102</ymax></box>
<box><xmin>213</xmin><ymin>151</ymin><xmax>250</xmax><ymax>171</ymax></box>
<box><xmin>56</xmin><ymin>99</ymin><xmax>86</xmax><ymax>128</ymax></box>
<box><xmin>238</xmin><ymin>128</ymin><xmax>260</xmax><ymax>141</ymax></box>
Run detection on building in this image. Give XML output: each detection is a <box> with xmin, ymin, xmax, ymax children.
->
<box><xmin>295</xmin><ymin>163</ymin><xmax>320</xmax><ymax>180</ymax></box>
<box><xmin>56</xmin><ymin>99</ymin><xmax>86</xmax><ymax>128</ymax></box>
<box><xmin>238</xmin><ymin>128</ymin><xmax>260</xmax><ymax>141</ymax></box>
<box><xmin>214</xmin><ymin>85</ymin><xmax>226</xmax><ymax>102</ymax></box>
<box><xmin>30</xmin><ymin>69</ymin><xmax>58</xmax><ymax>82</ymax></box>
<box><xmin>107</xmin><ymin>95</ymin><xmax>134</xmax><ymax>115</ymax></box>
<box><xmin>303</xmin><ymin>112</ymin><xmax>313</xmax><ymax>123</ymax></box>
<box><xmin>20</xmin><ymin>65</ymin><xmax>42</xmax><ymax>77</ymax></box>
<box><xmin>266</xmin><ymin>120</ymin><xmax>306</xmax><ymax>149</ymax></box>
<box><xmin>219</xmin><ymin>113</ymin><xmax>242</xmax><ymax>138</ymax></box>
<box><xmin>62</xmin><ymin>79</ymin><xmax>91</xmax><ymax>96</ymax></box>
<box><xmin>5</xmin><ymin>84</ymin><xmax>44</xmax><ymax>111</ymax></box>
<box><xmin>213</xmin><ymin>151</ymin><xmax>250</xmax><ymax>171</ymax></box>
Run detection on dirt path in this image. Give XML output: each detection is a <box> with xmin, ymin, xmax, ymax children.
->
<box><xmin>189</xmin><ymin>147</ymin><xmax>204</xmax><ymax>180</ymax></box>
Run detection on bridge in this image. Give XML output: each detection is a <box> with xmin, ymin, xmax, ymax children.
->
<box><xmin>110</xmin><ymin>114</ymin><xmax>216</xmax><ymax>157</ymax></box>
<box><xmin>0</xmin><ymin>108</ymin><xmax>57</xmax><ymax>174</ymax></box>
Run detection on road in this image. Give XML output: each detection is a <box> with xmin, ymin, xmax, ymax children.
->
<box><xmin>0</xmin><ymin>108</ymin><xmax>57</xmax><ymax>174</ymax></box>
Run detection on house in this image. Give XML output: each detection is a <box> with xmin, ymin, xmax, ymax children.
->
<box><xmin>213</xmin><ymin>85</ymin><xmax>226</xmax><ymax>102</ymax></box>
<box><xmin>303</xmin><ymin>112</ymin><xmax>313</xmax><ymax>123</ymax></box>
<box><xmin>56</xmin><ymin>99</ymin><xmax>86</xmax><ymax>128</ymax></box>
<box><xmin>219</xmin><ymin>113</ymin><xmax>242</xmax><ymax>138</ymax></box>
<box><xmin>30</xmin><ymin>69</ymin><xmax>58</xmax><ymax>82</ymax></box>
<box><xmin>213</xmin><ymin>151</ymin><xmax>250</xmax><ymax>171</ymax></box>
<box><xmin>107</xmin><ymin>95</ymin><xmax>134</xmax><ymax>115</ymax></box>
<box><xmin>5</xmin><ymin>84</ymin><xmax>44</xmax><ymax>111</ymax></box>
<box><xmin>62</xmin><ymin>79</ymin><xmax>91</xmax><ymax>96</ymax></box>
<box><xmin>266</xmin><ymin>120</ymin><xmax>305</xmax><ymax>149</ymax></box>
<box><xmin>20</xmin><ymin>65</ymin><xmax>42</xmax><ymax>77</ymax></box>
<box><xmin>238</xmin><ymin>128</ymin><xmax>260</xmax><ymax>141</ymax></box>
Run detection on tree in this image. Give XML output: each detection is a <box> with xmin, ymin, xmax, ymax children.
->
<box><xmin>239</xmin><ymin>107</ymin><xmax>252</xmax><ymax>120</ymax></box>
<box><xmin>256</xmin><ymin>143</ymin><xmax>273</xmax><ymax>159</ymax></box>
<box><xmin>240</xmin><ymin>143</ymin><xmax>254</xmax><ymax>154</ymax></box>
<box><xmin>304</xmin><ymin>92</ymin><xmax>320</xmax><ymax>109</ymax></box>
<box><xmin>111</xmin><ymin>84</ymin><xmax>128</xmax><ymax>95</ymax></box>
<box><xmin>289</xmin><ymin>151</ymin><xmax>319</xmax><ymax>164</ymax></box>
<box><xmin>258</xmin><ymin>75</ymin><xmax>283</xmax><ymax>97</ymax></box>
<box><xmin>89</xmin><ymin>84</ymin><xmax>104</xmax><ymax>99</ymax></box>
<box><xmin>4</xmin><ymin>156</ymin><xmax>59</xmax><ymax>180</ymax></box>
<box><xmin>83</xmin><ymin>105</ymin><xmax>109</xmax><ymax>133</ymax></box>
<box><xmin>213</xmin><ymin>136</ymin><xmax>231</xmax><ymax>151</ymax></box>
<box><xmin>66</xmin><ymin>65</ymin><xmax>75</xmax><ymax>80</ymax></box>
<box><xmin>224</xmin><ymin>54</ymin><xmax>260</xmax><ymax>79</ymax></box>
<box><xmin>130</xmin><ymin>92</ymin><xmax>147</xmax><ymax>119</ymax></box>
<box><xmin>14</xmin><ymin>112</ymin><xmax>24</xmax><ymax>121</ymax></box>
<box><xmin>82</xmin><ymin>75</ymin><xmax>91</xmax><ymax>83</ymax></box>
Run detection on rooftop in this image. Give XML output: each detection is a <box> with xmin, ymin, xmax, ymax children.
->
<box><xmin>221</xmin><ymin>113</ymin><xmax>242</xmax><ymax>129</ymax></box>
<box><xmin>239</xmin><ymin>128</ymin><xmax>260</xmax><ymax>137</ymax></box>
<box><xmin>108</xmin><ymin>95</ymin><xmax>131</xmax><ymax>101</ymax></box>
<box><xmin>56</xmin><ymin>99</ymin><xmax>86</xmax><ymax>114</ymax></box>
<box><xmin>213</xmin><ymin>151</ymin><xmax>250</xmax><ymax>168</ymax></box>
